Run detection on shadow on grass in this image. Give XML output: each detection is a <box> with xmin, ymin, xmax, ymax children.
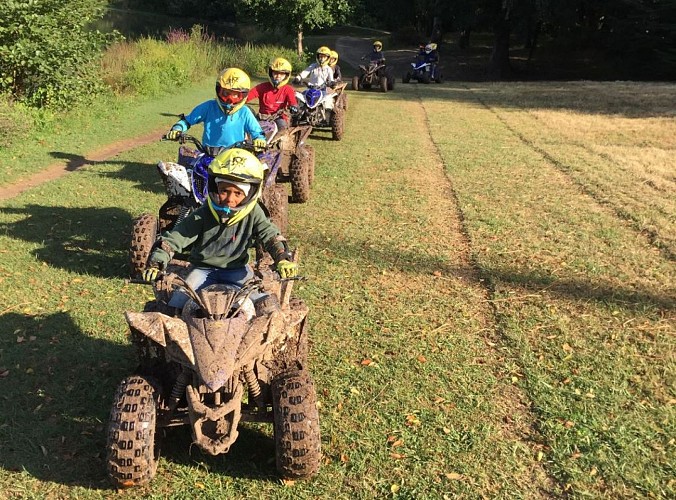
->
<box><xmin>299</xmin><ymin>228</ymin><xmax>675</xmax><ymax>313</ymax></box>
<box><xmin>0</xmin><ymin>205</ymin><xmax>133</xmax><ymax>279</ymax></box>
<box><xmin>0</xmin><ymin>311</ymin><xmax>134</xmax><ymax>490</ymax></box>
<box><xmin>48</xmin><ymin>152</ymin><xmax>163</xmax><ymax>195</ymax></box>
<box><xmin>0</xmin><ymin>311</ymin><xmax>282</xmax><ymax>491</ymax></box>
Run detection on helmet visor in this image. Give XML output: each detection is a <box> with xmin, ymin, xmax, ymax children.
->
<box><xmin>218</xmin><ymin>87</ymin><xmax>248</xmax><ymax>105</ymax></box>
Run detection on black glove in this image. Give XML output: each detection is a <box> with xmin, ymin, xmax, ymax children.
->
<box><xmin>328</xmin><ymin>81</ymin><xmax>336</xmax><ymax>88</ymax></box>
<box><xmin>289</xmin><ymin>105</ymin><xmax>299</xmax><ymax>114</ymax></box>
<box><xmin>293</xmin><ymin>76</ymin><xmax>301</xmax><ymax>84</ymax></box>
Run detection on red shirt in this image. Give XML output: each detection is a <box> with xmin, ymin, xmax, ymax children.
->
<box><xmin>247</xmin><ymin>82</ymin><xmax>298</xmax><ymax>116</ymax></box>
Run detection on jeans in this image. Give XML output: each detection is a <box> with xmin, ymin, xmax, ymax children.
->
<box><xmin>168</xmin><ymin>265</ymin><xmax>262</xmax><ymax>309</ymax></box>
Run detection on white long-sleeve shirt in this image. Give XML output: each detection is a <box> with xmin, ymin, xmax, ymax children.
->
<box><xmin>297</xmin><ymin>63</ymin><xmax>334</xmax><ymax>87</ymax></box>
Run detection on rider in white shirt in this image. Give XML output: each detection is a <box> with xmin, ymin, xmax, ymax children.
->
<box><xmin>294</xmin><ymin>46</ymin><xmax>335</xmax><ymax>88</ymax></box>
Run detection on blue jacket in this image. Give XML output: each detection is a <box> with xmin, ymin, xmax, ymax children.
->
<box><xmin>175</xmin><ymin>99</ymin><xmax>264</xmax><ymax>148</ymax></box>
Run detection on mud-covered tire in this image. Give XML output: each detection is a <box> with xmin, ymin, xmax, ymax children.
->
<box><xmin>351</xmin><ymin>76</ymin><xmax>359</xmax><ymax>91</ymax></box>
<box><xmin>129</xmin><ymin>214</ymin><xmax>157</xmax><ymax>278</ymax></box>
<box><xmin>330</xmin><ymin>108</ymin><xmax>345</xmax><ymax>141</ymax></box>
<box><xmin>263</xmin><ymin>184</ymin><xmax>289</xmax><ymax>234</ymax></box>
<box><xmin>306</xmin><ymin>145</ymin><xmax>316</xmax><ymax>186</ymax></box>
<box><xmin>403</xmin><ymin>72</ymin><xmax>411</xmax><ymax>83</ymax></box>
<box><xmin>290</xmin><ymin>151</ymin><xmax>310</xmax><ymax>204</ymax></box>
<box><xmin>106</xmin><ymin>375</ymin><xmax>159</xmax><ymax>489</ymax></box>
<box><xmin>379</xmin><ymin>76</ymin><xmax>388</xmax><ymax>93</ymax></box>
<box><xmin>272</xmin><ymin>370</ymin><xmax>321</xmax><ymax>479</ymax></box>
<box><xmin>337</xmin><ymin>92</ymin><xmax>348</xmax><ymax>111</ymax></box>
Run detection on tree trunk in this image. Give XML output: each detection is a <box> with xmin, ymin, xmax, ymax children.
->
<box><xmin>487</xmin><ymin>6</ymin><xmax>512</xmax><ymax>80</ymax></box>
<box><xmin>296</xmin><ymin>27</ymin><xmax>303</xmax><ymax>59</ymax></box>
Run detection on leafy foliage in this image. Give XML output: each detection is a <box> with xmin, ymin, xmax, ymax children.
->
<box><xmin>0</xmin><ymin>0</ymin><xmax>120</xmax><ymax>108</ymax></box>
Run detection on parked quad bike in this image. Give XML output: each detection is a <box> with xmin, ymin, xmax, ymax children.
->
<box><xmin>129</xmin><ymin>135</ymin><xmax>289</xmax><ymax>278</ymax></box>
<box><xmin>106</xmin><ymin>253</ymin><xmax>321</xmax><ymax>488</ymax></box>
<box><xmin>292</xmin><ymin>83</ymin><xmax>346</xmax><ymax>141</ymax></box>
<box><xmin>403</xmin><ymin>60</ymin><xmax>443</xmax><ymax>84</ymax></box>
<box><xmin>351</xmin><ymin>60</ymin><xmax>395</xmax><ymax>93</ymax></box>
<box><xmin>255</xmin><ymin>107</ymin><xmax>315</xmax><ymax>204</ymax></box>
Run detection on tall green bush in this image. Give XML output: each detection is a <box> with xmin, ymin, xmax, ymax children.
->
<box><xmin>0</xmin><ymin>0</ymin><xmax>120</xmax><ymax>108</ymax></box>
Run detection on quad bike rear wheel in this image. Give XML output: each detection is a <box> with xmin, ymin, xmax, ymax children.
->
<box><xmin>290</xmin><ymin>150</ymin><xmax>311</xmax><ymax>203</ymax></box>
<box><xmin>129</xmin><ymin>213</ymin><xmax>158</xmax><ymax>278</ymax></box>
<box><xmin>306</xmin><ymin>145</ymin><xmax>316</xmax><ymax>186</ymax></box>
<box><xmin>106</xmin><ymin>375</ymin><xmax>160</xmax><ymax>489</ymax></box>
<box><xmin>330</xmin><ymin>107</ymin><xmax>345</xmax><ymax>141</ymax></box>
<box><xmin>387</xmin><ymin>76</ymin><xmax>395</xmax><ymax>91</ymax></box>
<box><xmin>435</xmin><ymin>72</ymin><xmax>444</xmax><ymax>84</ymax></box>
<box><xmin>262</xmin><ymin>184</ymin><xmax>289</xmax><ymax>234</ymax></box>
<box><xmin>379</xmin><ymin>76</ymin><xmax>388</xmax><ymax>93</ymax></box>
<box><xmin>351</xmin><ymin>76</ymin><xmax>359</xmax><ymax>91</ymax></box>
<box><xmin>272</xmin><ymin>370</ymin><xmax>321</xmax><ymax>479</ymax></box>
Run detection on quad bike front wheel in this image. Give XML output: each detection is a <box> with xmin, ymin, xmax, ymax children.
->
<box><xmin>272</xmin><ymin>370</ymin><xmax>321</xmax><ymax>479</ymax></box>
<box><xmin>403</xmin><ymin>72</ymin><xmax>411</xmax><ymax>83</ymax></box>
<box><xmin>129</xmin><ymin>213</ymin><xmax>158</xmax><ymax>278</ymax></box>
<box><xmin>351</xmin><ymin>76</ymin><xmax>359</xmax><ymax>91</ymax></box>
<box><xmin>106</xmin><ymin>375</ymin><xmax>160</xmax><ymax>489</ymax></box>
<box><xmin>330</xmin><ymin>107</ymin><xmax>345</xmax><ymax>141</ymax></box>
<box><xmin>262</xmin><ymin>184</ymin><xmax>289</xmax><ymax>234</ymax></box>
<box><xmin>290</xmin><ymin>150</ymin><xmax>311</xmax><ymax>203</ymax></box>
<box><xmin>387</xmin><ymin>75</ymin><xmax>395</xmax><ymax>91</ymax></box>
<box><xmin>380</xmin><ymin>76</ymin><xmax>388</xmax><ymax>93</ymax></box>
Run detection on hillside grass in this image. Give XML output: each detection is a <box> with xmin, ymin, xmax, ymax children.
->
<box><xmin>0</xmin><ymin>80</ymin><xmax>673</xmax><ymax>498</ymax></box>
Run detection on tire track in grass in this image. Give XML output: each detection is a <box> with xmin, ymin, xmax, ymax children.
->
<box><xmin>471</xmin><ymin>94</ymin><xmax>676</xmax><ymax>262</ymax></box>
<box><xmin>410</xmin><ymin>87</ymin><xmax>558</xmax><ymax>495</ymax></box>
<box><xmin>294</xmin><ymin>84</ymin><xmax>555</xmax><ymax>495</ymax></box>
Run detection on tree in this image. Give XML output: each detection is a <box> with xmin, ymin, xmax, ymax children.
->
<box><xmin>0</xmin><ymin>0</ymin><xmax>119</xmax><ymax>108</ymax></box>
<box><xmin>238</xmin><ymin>0</ymin><xmax>353</xmax><ymax>56</ymax></box>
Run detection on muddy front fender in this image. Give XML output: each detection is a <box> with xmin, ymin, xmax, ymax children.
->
<box><xmin>125</xmin><ymin>311</ymin><xmax>195</xmax><ymax>368</ymax></box>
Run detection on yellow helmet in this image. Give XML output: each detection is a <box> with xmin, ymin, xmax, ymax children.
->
<box><xmin>268</xmin><ymin>57</ymin><xmax>292</xmax><ymax>88</ymax></box>
<box><xmin>329</xmin><ymin>50</ymin><xmax>339</xmax><ymax>66</ymax></box>
<box><xmin>207</xmin><ymin>148</ymin><xmax>264</xmax><ymax>225</ymax></box>
<box><xmin>316</xmin><ymin>46</ymin><xmax>331</xmax><ymax>66</ymax></box>
<box><xmin>215</xmin><ymin>68</ymin><xmax>251</xmax><ymax>114</ymax></box>
<box><xmin>373</xmin><ymin>40</ymin><xmax>383</xmax><ymax>51</ymax></box>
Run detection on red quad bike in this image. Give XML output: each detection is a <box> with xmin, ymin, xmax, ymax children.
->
<box><xmin>129</xmin><ymin>135</ymin><xmax>289</xmax><ymax>278</ymax></box>
<box><xmin>352</xmin><ymin>60</ymin><xmax>395</xmax><ymax>93</ymax></box>
<box><xmin>106</xmin><ymin>253</ymin><xmax>321</xmax><ymax>488</ymax></box>
<box><xmin>255</xmin><ymin>107</ymin><xmax>315</xmax><ymax>204</ymax></box>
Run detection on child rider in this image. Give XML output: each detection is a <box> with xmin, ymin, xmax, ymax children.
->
<box><xmin>165</xmin><ymin>68</ymin><xmax>267</xmax><ymax>156</ymax></box>
<box><xmin>246</xmin><ymin>57</ymin><xmax>299</xmax><ymax>131</ymax></box>
<box><xmin>142</xmin><ymin>148</ymin><xmax>298</xmax><ymax>310</ymax></box>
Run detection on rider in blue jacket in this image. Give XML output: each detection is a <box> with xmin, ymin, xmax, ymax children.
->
<box><xmin>166</xmin><ymin>68</ymin><xmax>266</xmax><ymax>156</ymax></box>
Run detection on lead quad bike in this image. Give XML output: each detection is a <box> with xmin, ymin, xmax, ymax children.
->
<box><xmin>129</xmin><ymin>135</ymin><xmax>289</xmax><ymax>278</ymax></box>
<box><xmin>106</xmin><ymin>253</ymin><xmax>320</xmax><ymax>488</ymax></box>
<box><xmin>292</xmin><ymin>83</ymin><xmax>345</xmax><ymax>141</ymax></box>
<box><xmin>255</xmin><ymin>107</ymin><xmax>315</xmax><ymax>204</ymax></box>
<box><xmin>351</xmin><ymin>60</ymin><xmax>395</xmax><ymax>93</ymax></box>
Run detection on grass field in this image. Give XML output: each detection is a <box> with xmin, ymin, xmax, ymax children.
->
<box><xmin>0</xmin><ymin>79</ymin><xmax>674</xmax><ymax>498</ymax></box>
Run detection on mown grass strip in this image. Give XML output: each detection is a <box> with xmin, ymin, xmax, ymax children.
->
<box><xmin>421</xmin><ymin>82</ymin><xmax>675</xmax><ymax>497</ymax></box>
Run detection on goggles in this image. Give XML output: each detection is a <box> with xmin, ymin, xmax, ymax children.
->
<box><xmin>218</xmin><ymin>87</ymin><xmax>248</xmax><ymax>105</ymax></box>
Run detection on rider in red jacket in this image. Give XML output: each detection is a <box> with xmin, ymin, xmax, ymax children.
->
<box><xmin>246</xmin><ymin>57</ymin><xmax>298</xmax><ymax>131</ymax></box>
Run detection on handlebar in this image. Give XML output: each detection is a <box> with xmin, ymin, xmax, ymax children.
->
<box><xmin>162</xmin><ymin>134</ymin><xmax>269</xmax><ymax>154</ymax></box>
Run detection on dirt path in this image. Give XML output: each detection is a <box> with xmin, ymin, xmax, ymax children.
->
<box><xmin>0</xmin><ymin>127</ymin><xmax>166</xmax><ymax>202</ymax></box>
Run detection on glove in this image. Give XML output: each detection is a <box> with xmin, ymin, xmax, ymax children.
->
<box><xmin>142</xmin><ymin>267</ymin><xmax>160</xmax><ymax>282</ymax></box>
<box><xmin>293</xmin><ymin>76</ymin><xmax>301</xmax><ymax>85</ymax></box>
<box><xmin>166</xmin><ymin>129</ymin><xmax>182</xmax><ymax>141</ymax></box>
<box><xmin>276</xmin><ymin>260</ymin><xmax>298</xmax><ymax>279</ymax></box>
<box><xmin>328</xmin><ymin>81</ymin><xmax>336</xmax><ymax>89</ymax></box>
<box><xmin>289</xmin><ymin>105</ymin><xmax>299</xmax><ymax>114</ymax></box>
<box><xmin>253</xmin><ymin>138</ymin><xmax>266</xmax><ymax>152</ymax></box>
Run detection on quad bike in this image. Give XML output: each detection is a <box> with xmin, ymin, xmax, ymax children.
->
<box><xmin>106</xmin><ymin>253</ymin><xmax>321</xmax><ymax>488</ymax></box>
<box><xmin>255</xmin><ymin>107</ymin><xmax>315</xmax><ymax>204</ymax></box>
<box><xmin>129</xmin><ymin>135</ymin><xmax>289</xmax><ymax>278</ymax></box>
<box><xmin>352</xmin><ymin>60</ymin><xmax>395</xmax><ymax>93</ymax></box>
<box><xmin>403</xmin><ymin>60</ymin><xmax>443</xmax><ymax>84</ymax></box>
<box><xmin>292</xmin><ymin>83</ymin><xmax>346</xmax><ymax>141</ymax></box>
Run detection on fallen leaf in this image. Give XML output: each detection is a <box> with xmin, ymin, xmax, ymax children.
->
<box><xmin>282</xmin><ymin>479</ymin><xmax>296</xmax><ymax>486</ymax></box>
<box><xmin>433</xmin><ymin>396</ymin><xmax>445</xmax><ymax>404</ymax></box>
<box><xmin>432</xmin><ymin>271</ymin><xmax>442</xmax><ymax>277</ymax></box>
<box><xmin>40</xmin><ymin>445</ymin><xmax>47</xmax><ymax>457</ymax></box>
<box><xmin>405</xmin><ymin>415</ymin><xmax>420</xmax><ymax>426</ymax></box>
<box><xmin>360</xmin><ymin>359</ymin><xmax>373</xmax><ymax>366</ymax></box>
<box><xmin>417</xmin><ymin>355</ymin><xmax>427</xmax><ymax>363</ymax></box>
<box><xmin>17</xmin><ymin>336</ymin><xmax>25</xmax><ymax>343</ymax></box>
<box><xmin>387</xmin><ymin>435</ymin><xmax>397</xmax><ymax>443</ymax></box>
<box><xmin>562</xmin><ymin>343</ymin><xmax>573</xmax><ymax>353</ymax></box>
<box><xmin>0</xmin><ymin>368</ymin><xmax>9</xmax><ymax>378</ymax></box>
<box><xmin>340</xmin><ymin>453</ymin><xmax>349</xmax><ymax>463</ymax></box>
<box><xmin>445</xmin><ymin>472</ymin><xmax>464</xmax><ymax>480</ymax></box>
<box><xmin>195</xmin><ymin>482</ymin><xmax>205</xmax><ymax>489</ymax></box>
<box><xmin>564</xmin><ymin>420</ymin><xmax>575</xmax><ymax>429</ymax></box>
<box><xmin>389</xmin><ymin>452</ymin><xmax>406</xmax><ymax>459</ymax></box>
<box><xmin>391</xmin><ymin>439</ymin><xmax>404</xmax><ymax>448</ymax></box>
<box><xmin>442</xmin><ymin>427</ymin><xmax>451</xmax><ymax>434</ymax></box>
